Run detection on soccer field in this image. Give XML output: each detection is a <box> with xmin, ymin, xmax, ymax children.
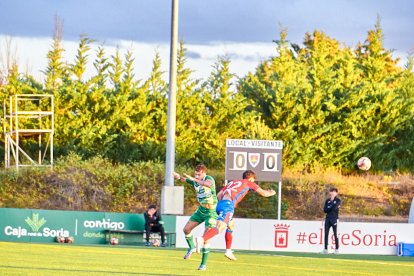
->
<box><xmin>1</xmin><ymin>242</ymin><xmax>413</xmax><ymax>275</ymax></box>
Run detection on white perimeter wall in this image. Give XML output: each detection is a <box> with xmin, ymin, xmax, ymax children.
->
<box><xmin>176</xmin><ymin>216</ymin><xmax>414</xmax><ymax>255</ymax></box>
<box><xmin>409</xmin><ymin>198</ymin><xmax>414</xmax><ymax>223</ymax></box>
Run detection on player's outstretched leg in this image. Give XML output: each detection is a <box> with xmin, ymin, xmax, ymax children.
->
<box><xmin>196</xmin><ymin>220</ymin><xmax>227</xmax><ymax>253</ymax></box>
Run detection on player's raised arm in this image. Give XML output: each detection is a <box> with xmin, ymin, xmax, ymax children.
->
<box><xmin>173</xmin><ymin>172</ymin><xmax>186</xmax><ymax>182</ymax></box>
<box><xmin>256</xmin><ymin>187</ymin><xmax>276</xmax><ymax>197</ymax></box>
<box><xmin>183</xmin><ymin>173</ymin><xmax>213</xmax><ymax>187</ymax></box>
<box><xmin>241</xmin><ymin>170</ymin><xmax>276</xmax><ymax>198</ymax></box>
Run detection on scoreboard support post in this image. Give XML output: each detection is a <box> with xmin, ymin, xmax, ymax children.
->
<box><xmin>278</xmin><ymin>181</ymin><xmax>282</xmax><ymax>221</ymax></box>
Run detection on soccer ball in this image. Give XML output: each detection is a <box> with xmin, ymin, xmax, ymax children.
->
<box><xmin>65</xmin><ymin>236</ymin><xmax>74</xmax><ymax>243</ymax></box>
<box><xmin>110</xmin><ymin>237</ymin><xmax>119</xmax><ymax>245</ymax></box>
<box><xmin>56</xmin><ymin>236</ymin><xmax>65</xmax><ymax>243</ymax></box>
<box><xmin>357</xmin><ymin>157</ymin><xmax>371</xmax><ymax>171</ymax></box>
<box><xmin>152</xmin><ymin>239</ymin><xmax>161</xmax><ymax>247</ymax></box>
<box><xmin>66</xmin><ymin>236</ymin><xmax>74</xmax><ymax>243</ymax></box>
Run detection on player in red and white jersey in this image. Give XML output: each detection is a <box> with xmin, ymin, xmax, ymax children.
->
<box><xmin>195</xmin><ymin>170</ymin><xmax>276</xmax><ymax>271</ymax></box>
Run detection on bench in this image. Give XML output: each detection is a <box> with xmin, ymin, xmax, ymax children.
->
<box><xmin>104</xmin><ymin>229</ymin><xmax>176</xmax><ymax>247</ymax></box>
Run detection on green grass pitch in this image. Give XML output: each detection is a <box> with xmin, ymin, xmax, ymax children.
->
<box><xmin>1</xmin><ymin>242</ymin><xmax>413</xmax><ymax>275</ymax></box>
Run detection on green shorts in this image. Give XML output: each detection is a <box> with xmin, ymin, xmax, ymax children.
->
<box><xmin>190</xmin><ymin>206</ymin><xmax>218</xmax><ymax>228</ymax></box>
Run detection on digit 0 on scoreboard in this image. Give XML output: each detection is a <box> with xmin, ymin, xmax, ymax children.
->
<box><xmin>231</xmin><ymin>151</ymin><xmax>247</xmax><ymax>170</ymax></box>
<box><xmin>263</xmin><ymin>153</ymin><xmax>280</xmax><ymax>172</ymax></box>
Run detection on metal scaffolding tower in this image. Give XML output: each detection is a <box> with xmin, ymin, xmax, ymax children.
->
<box><xmin>3</xmin><ymin>94</ymin><xmax>54</xmax><ymax>169</ymax></box>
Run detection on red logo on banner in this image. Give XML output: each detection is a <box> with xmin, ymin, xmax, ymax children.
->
<box><xmin>274</xmin><ymin>224</ymin><xmax>290</xmax><ymax>248</ymax></box>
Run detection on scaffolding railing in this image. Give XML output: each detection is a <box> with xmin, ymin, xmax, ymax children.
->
<box><xmin>3</xmin><ymin>94</ymin><xmax>54</xmax><ymax>169</ymax></box>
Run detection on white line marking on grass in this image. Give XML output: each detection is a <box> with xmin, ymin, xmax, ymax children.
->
<box><xmin>214</xmin><ymin>250</ymin><xmax>414</xmax><ymax>270</ymax></box>
<box><xmin>269</xmin><ymin>254</ymin><xmax>414</xmax><ymax>268</ymax></box>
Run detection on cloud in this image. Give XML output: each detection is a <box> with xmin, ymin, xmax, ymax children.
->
<box><xmin>0</xmin><ymin>35</ymin><xmax>278</xmax><ymax>83</ymax></box>
<box><xmin>2</xmin><ymin>33</ymin><xmax>409</xmax><ymax>87</ymax></box>
<box><xmin>185</xmin><ymin>50</ymin><xmax>202</xmax><ymax>59</ymax></box>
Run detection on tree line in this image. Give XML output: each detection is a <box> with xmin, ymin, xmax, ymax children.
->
<box><xmin>1</xmin><ymin>21</ymin><xmax>413</xmax><ymax>172</ymax></box>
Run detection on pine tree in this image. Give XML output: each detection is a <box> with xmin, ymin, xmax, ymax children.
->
<box><xmin>71</xmin><ymin>35</ymin><xmax>94</xmax><ymax>81</ymax></box>
<box><xmin>44</xmin><ymin>16</ymin><xmax>66</xmax><ymax>92</ymax></box>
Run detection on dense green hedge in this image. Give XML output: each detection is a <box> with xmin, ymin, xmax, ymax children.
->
<box><xmin>1</xmin><ymin>154</ymin><xmax>411</xmax><ymax>219</ymax></box>
<box><xmin>0</xmin><ymin>154</ymin><xmax>287</xmax><ymax>219</ymax></box>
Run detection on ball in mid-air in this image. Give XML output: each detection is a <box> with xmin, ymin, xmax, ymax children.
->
<box><xmin>357</xmin><ymin>157</ymin><xmax>371</xmax><ymax>171</ymax></box>
<box><xmin>152</xmin><ymin>239</ymin><xmax>161</xmax><ymax>247</ymax></box>
<box><xmin>110</xmin><ymin>237</ymin><xmax>119</xmax><ymax>245</ymax></box>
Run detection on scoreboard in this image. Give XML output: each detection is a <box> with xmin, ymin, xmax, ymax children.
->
<box><xmin>225</xmin><ymin>139</ymin><xmax>283</xmax><ymax>182</ymax></box>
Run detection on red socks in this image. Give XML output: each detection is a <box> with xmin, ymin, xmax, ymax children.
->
<box><xmin>225</xmin><ymin>230</ymin><xmax>233</xmax><ymax>249</ymax></box>
<box><xmin>203</xmin><ymin>227</ymin><xmax>233</xmax><ymax>247</ymax></box>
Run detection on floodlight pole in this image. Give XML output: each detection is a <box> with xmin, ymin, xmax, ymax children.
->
<box><xmin>165</xmin><ymin>0</ymin><xmax>179</xmax><ymax>187</ymax></box>
<box><xmin>161</xmin><ymin>0</ymin><xmax>184</xmax><ymax>215</ymax></box>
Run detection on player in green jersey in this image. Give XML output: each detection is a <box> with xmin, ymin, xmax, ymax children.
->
<box><xmin>174</xmin><ymin>164</ymin><xmax>218</xmax><ymax>267</ymax></box>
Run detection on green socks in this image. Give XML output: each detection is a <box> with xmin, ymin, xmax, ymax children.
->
<box><xmin>185</xmin><ymin>234</ymin><xmax>195</xmax><ymax>249</ymax></box>
<box><xmin>201</xmin><ymin>246</ymin><xmax>210</xmax><ymax>266</ymax></box>
<box><xmin>186</xmin><ymin>234</ymin><xmax>209</xmax><ymax>267</ymax></box>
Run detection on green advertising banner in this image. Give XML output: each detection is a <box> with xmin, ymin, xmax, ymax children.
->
<box><xmin>0</xmin><ymin>208</ymin><xmax>176</xmax><ymax>245</ymax></box>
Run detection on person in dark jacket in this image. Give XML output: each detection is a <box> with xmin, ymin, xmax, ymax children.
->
<box><xmin>144</xmin><ymin>205</ymin><xmax>166</xmax><ymax>247</ymax></box>
<box><xmin>322</xmin><ymin>187</ymin><xmax>341</xmax><ymax>254</ymax></box>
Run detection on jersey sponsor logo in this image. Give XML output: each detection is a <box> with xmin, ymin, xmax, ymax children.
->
<box><xmin>197</xmin><ymin>192</ymin><xmax>212</xmax><ymax>199</ymax></box>
<box><xmin>195</xmin><ymin>185</ymin><xmax>213</xmax><ymax>199</ymax></box>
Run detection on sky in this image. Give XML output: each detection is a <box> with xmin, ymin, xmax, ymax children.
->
<box><xmin>0</xmin><ymin>0</ymin><xmax>413</xmax><ymax>82</ymax></box>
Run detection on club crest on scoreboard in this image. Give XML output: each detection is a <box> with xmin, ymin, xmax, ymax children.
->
<box><xmin>248</xmin><ymin>153</ymin><xmax>260</xmax><ymax>168</ymax></box>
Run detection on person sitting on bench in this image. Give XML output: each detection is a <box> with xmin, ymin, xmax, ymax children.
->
<box><xmin>144</xmin><ymin>205</ymin><xmax>166</xmax><ymax>247</ymax></box>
